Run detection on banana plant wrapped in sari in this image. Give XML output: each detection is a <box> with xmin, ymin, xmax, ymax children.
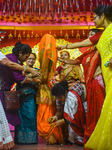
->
<box><xmin>37</xmin><ymin>34</ymin><xmax>63</xmax><ymax>144</ymax></box>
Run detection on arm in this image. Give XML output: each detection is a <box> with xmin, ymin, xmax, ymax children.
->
<box><xmin>1</xmin><ymin>58</ymin><xmax>40</xmax><ymax>77</ymax></box>
<box><xmin>57</xmin><ymin>31</ymin><xmax>102</xmax><ymax>50</ymax></box>
<box><xmin>57</xmin><ymin>38</ymin><xmax>93</xmax><ymax>50</ymax></box>
<box><xmin>24</xmin><ymin>76</ymin><xmax>42</xmax><ymax>83</ymax></box>
<box><xmin>58</xmin><ymin>57</ymin><xmax>79</xmax><ymax>65</ymax></box>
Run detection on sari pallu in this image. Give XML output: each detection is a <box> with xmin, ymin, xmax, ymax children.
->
<box><xmin>60</xmin><ymin>64</ymin><xmax>85</xmax><ymax>84</ymax></box>
<box><xmin>85</xmin><ymin>23</ymin><xmax>112</xmax><ymax>150</ymax></box>
<box><xmin>64</xmin><ymin>83</ymin><xmax>86</xmax><ymax>145</ymax></box>
<box><xmin>76</xmin><ymin>48</ymin><xmax>105</xmax><ymax>146</ymax></box>
<box><xmin>37</xmin><ymin>34</ymin><xmax>63</xmax><ymax>144</ymax></box>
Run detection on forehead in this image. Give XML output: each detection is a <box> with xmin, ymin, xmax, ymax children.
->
<box><xmin>29</xmin><ymin>54</ymin><xmax>35</xmax><ymax>58</ymax></box>
<box><xmin>60</xmin><ymin>51</ymin><xmax>68</xmax><ymax>55</ymax></box>
<box><xmin>89</xmin><ymin>31</ymin><xmax>95</xmax><ymax>35</ymax></box>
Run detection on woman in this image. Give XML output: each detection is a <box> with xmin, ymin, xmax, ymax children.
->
<box><xmin>51</xmin><ymin>80</ymin><xmax>86</xmax><ymax>146</ymax></box>
<box><xmin>55</xmin><ymin>50</ymin><xmax>85</xmax><ymax>88</ymax></box>
<box><xmin>84</xmin><ymin>5</ymin><xmax>112</xmax><ymax>150</ymax></box>
<box><xmin>37</xmin><ymin>34</ymin><xmax>63</xmax><ymax>145</ymax></box>
<box><xmin>15</xmin><ymin>53</ymin><xmax>39</xmax><ymax>144</ymax></box>
<box><xmin>50</xmin><ymin>50</ymin><xmax>85</xmax><ymax>144</ymax></box>
<box><xmin>0</xmin><ymin>41</ymin><xmax>41</xmax><ymax>146</ymax></box>
<box><xmin>58</xmin><ymin>29</ymin><xmax>105</xmax><ymax>147</ymax></box>
<box><xmin>0</xmin><ymin>51</ymin><xmax>40</xmax><ymax>76</ymax></box>
<box><xmin>0</xmin><ymin>51</ymin><xmax>40</xmax><ymax>150</ymax></box>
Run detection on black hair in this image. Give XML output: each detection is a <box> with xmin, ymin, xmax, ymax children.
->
<box><xmin>93</xmin><ymin>5</ymin><xmax>112</xmax><ymax>21</ymax></box>
<box><xmin>12</xmin><ymin>41</ymin><xmax>32</xmax><ymax>57</ymax></box>
<box><xmin>89</xmin><ymin>28</ymin><xmax>101</xmax><ymax>34</ymax></box>
<box><xmin>31</xmin><ymin>53</ymin><xmax>37</xmax><ymax>59</ymax></box>
<box><xmin>51</xmin><ymin>80</ymin><xmax>69</xmax><ymax>96</ymax></box>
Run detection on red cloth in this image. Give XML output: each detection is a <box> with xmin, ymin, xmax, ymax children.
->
<box><xmin>89</xmin><ymin>31</ymin><xmax>102</xmax><ymax>45</ymax></box>
<box><xmin>64</xmin><ymin>83</ymin><xmax>86</xmax><ymax>145</ymax></box>
<box><xmin>56</xmin><ymin>66</ymin><xmax>63</xmax><ymax>74</ymax></box>
<box><xmin>76</xmin><ymin>49</ymin><xmax>105</xmax><ymax>146</ymax></box>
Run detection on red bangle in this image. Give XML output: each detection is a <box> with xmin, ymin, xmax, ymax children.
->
<box><xmin>66</xmin><ymin>44</ymin><xmax>68</xmax><ymax>49</ymax></box>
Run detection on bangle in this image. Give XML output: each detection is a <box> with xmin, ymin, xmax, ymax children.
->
<box><xmin>66</xmin><ymin>44</ymin><xmax>68</xmax><ymax>49</ymax></box>
<box><xmin>29</xmin><ymin>73</ymin><xmax>32</xmax><ymax>78</ymax></box>
<box><xmin>53</xmin><ymin>116</ymin><xmax>58</xmax><ymax>121</ymax></box>
<box><xmin>31</xmin><ymin>78</ymin><xmax>33</xmax><ymax>82</ymax></box>
<box><xmin>62</xmin><ymin>118</ymin><xmax>65</xmax><ymax>124</ymax></box>
<box><xmin>23</xmin><ymin>66</ymin><xmax>26</xmax><ymax>72</ymax></box>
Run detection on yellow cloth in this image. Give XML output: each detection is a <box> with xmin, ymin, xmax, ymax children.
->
<box><xmin>85</xmin><ymin>23</ymin><xmax>112</xmax><ymax>150</ymax></box>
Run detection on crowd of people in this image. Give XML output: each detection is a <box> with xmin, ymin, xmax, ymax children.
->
<box><xmin>0</xmin><ymin>4</ymin><xmax>112</xmax><ymax>150</ymax></box>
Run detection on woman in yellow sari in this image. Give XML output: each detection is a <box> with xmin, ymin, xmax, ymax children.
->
<box><xmin>55</xmin><ymin>51</ymin><xmax>85</xmax><ymax>90</ymax></box>
<box><xmin>85</xmin><ymin>5</ymin><xmax>112</xmax><ymax>150</ymax></box>
<box><xmin>37</xmin><ymin>34</ymin><xmax>63</xmax><ymax>144</ymax></box>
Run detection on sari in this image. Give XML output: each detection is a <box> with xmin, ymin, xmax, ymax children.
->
<box><xmin>85</xmin><ymin>23</ymin><xmax>112</xmax><ymax>150</ymax></box>
<box><xmin>37</xmin><ymin>34</ymin><xmax>63</xmax><ymax>144</ymax></box>
<box><xmin>15</xmin><ymin>68</ymin><xmax>39</xmax><ymax>144</ymax></box>
<box><xmin>64</xmin><ymin>83</ymin><xmax>86</xmax><ymax>145</ymax></box>
<box><xmin>76</xmin><ymin>47</ymin><xmax>105</xmax><ymax>147</ymax></box>
<box><xmin>59</xmin><ymin>65</ymin><xmax>85</xmax><ymax>83</ymax></box>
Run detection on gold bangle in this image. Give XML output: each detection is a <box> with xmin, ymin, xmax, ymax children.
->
<box><xmin>62</xmin><ymin>118</ymin><xmax>65</xmax><ymax>124</ymax></box>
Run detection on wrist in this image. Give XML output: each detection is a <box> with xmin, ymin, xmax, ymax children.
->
<box><xmin>66</xmin><ymin>44</ymin><xmax>68</xmax><ymax>49</ymax></box>
<box><xmin>62</xmin><ymin>118</ymin><xmax>65</xmax><ymax>124</ymax></box>
<box><xmin>53</xmin><ymin>116</ymin><xmax>58</xmax><ymax>121</ymax></box>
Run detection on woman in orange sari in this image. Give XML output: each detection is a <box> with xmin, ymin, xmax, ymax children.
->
<box><xmin>36</xmin><ymin>34</ymin><xmax>63</xmax><ymax>144</ymax></box>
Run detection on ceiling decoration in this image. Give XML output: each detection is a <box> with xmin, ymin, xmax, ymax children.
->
<box><xmin>0</xmin><ymin>0</ymin><xmax>111</xmax><ymax>24</ymax></box>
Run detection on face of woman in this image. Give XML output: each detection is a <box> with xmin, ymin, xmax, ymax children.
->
<box><xmin>19</xmin><ymin>52</ymin><xmax>31</xmax><ymax>62</ymax></box>
<box><xmin>93</xmin><ymin>13</ymin><xmax>104</xmax><ymax>28</ymax></box>
<box><xmin>56</xmin><ymin>95</ymin><xmax>66</xmax><ymax>104</ymax></box>
<box><xmin>60</xmin><ymin>51</ymin><xmax>69</xmax><ymax>59</ymax></box>
<box><xmin>26</xmin><ymin>54</ymin><xmax>36</xmax><ymax>67</ymax></box>
<box><xmin>88</xmin><ymin>31</ymin><xmax>96</xmax><ymax>38</ymax></box>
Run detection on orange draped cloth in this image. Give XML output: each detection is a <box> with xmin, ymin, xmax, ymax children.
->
<box><xmin>37</xmin><ymin>34</ymin><xmax>63</xmax><ymax>144</ymax></box>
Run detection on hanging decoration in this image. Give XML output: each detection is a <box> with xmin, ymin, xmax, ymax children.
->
<box><xmin>76</xmin><ymin>30</ymin><xmax>80</xmax><ymax>39</ymax></box>
<box><xmin>0</xmin><ymin>0</ymin><xmax>111</xmax><ymax>24</ymax></box>
<box><xmin>35</xmin><ymin>33</ymin><xmax>39</xmax><ymax>39</ymax></box>
<box><xmin>23</xmin><ymin>30</ymin><xmax>25</xmax><ymax>38</ymax></box>
<box><xmin>18</xmin><ymin>33</ymin><xmax>22</xmax><ymax>40</ymax></box>
<box><xmin>8</xmin><ymin>31</ymin><xmax>13</xmax><ymax>40</ymax></box>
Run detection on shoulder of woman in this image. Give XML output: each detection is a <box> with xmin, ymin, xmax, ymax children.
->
<box><xmin>6</xmin><ymin>53</ymin><xmax>17</xmax><ymax>62</ymax></box>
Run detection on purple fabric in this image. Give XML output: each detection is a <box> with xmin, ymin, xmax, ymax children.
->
<box><xmin>0</xmin><ymin>53</ymin><xmax>25</xmax><ymax>126</ymax></box>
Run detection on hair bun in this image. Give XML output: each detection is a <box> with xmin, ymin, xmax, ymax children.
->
<box><xmin>15</xmin><ymin>41</ymin><xmax>22</xmax><ymax>49</ymax></box>
<box><xmin>105</xmin><ymin>5</ymin><xmax>112</xmax><ymax>19</ymax></box>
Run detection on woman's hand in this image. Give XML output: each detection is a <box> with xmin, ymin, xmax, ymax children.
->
<box><xmin>48</xmin><ymin>116</ymin><xmax>57</xmax><ymax>123</ymax></box>
<box><xmin>57</xmin><ymin>57</ymin><xmax>64</xmax><ymax>62</ymax></box>
<box><xmin>55</xmin><ymin>119</ymin><xmax>65</xmax><ymax>127</ymax></box>
<box><xmin>56</xmin><ymin>45</ymin><xmax>66</xmax><ymax>51</ymax></box>
<box><xmin>29</xmin><ymin>68</ymin><xmax>41</xmax><ymax>77</ymax></box>
<box><xmin>33</xmin><ymin>77</ymin><xmax>42</xmax><ymax>83</ymax></box>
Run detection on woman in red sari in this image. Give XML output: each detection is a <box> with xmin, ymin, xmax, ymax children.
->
<box><xmin>51</xmin><ymin>80</ymin><xmax>86</xmax><ymax>146</ymax></box>
<box><xmin>57</xmin><ymin>29</ymin><xmax>105</xmax><ymax>147</ymax></box>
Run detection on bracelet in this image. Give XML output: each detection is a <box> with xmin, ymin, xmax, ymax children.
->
<box><xmin>29</xmin><ymin>73</ymin><xmax>32</xmax><ymax>78</ymax></box>
<box><xmin>66</xmin><ymin>44</ymin><xmax>68</xmax><ymax>49</ymax></box>
<box><xmin>31</xmin><ymin>78</ymin><xmax>33</xmax><ymax>82</ymax></box>
<box><xmin>62</xmin><ymin>118</ymin><xmax>65</xmax><ymax>124</ymax></box>
<box><xmin>23</xmin><ymin>66</ymin><xmax>26</xmax><ymax>72</ymax></box>
<box><xmin>53</xmin><ymin>116</ymin><xmax>58</xmax><ymax>121</ymax></box>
